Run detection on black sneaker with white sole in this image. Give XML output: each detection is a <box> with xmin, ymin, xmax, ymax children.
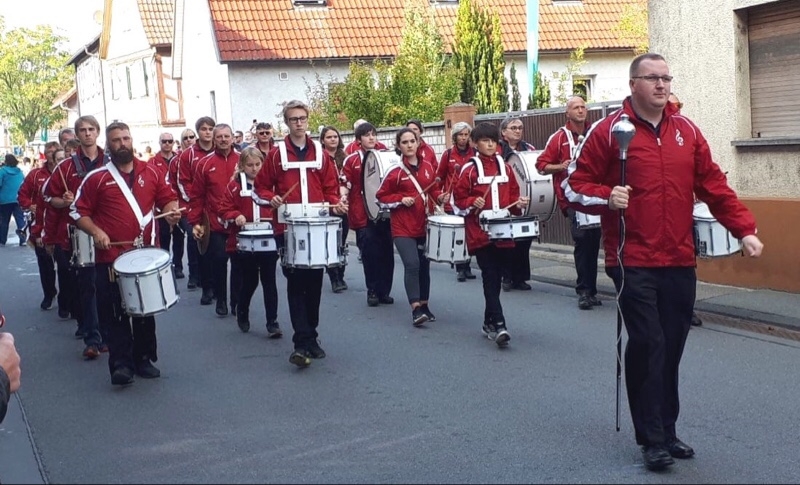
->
<box><xmin>494</xmin><ymin>324</ymin><xmax>511</xmax><ymax>347</ymax></box>
<box><xmin>421</xmin><ymin>304</ymin><xmax>436</xmax><ymax>322</ymax></box>
<box><xmin>412</xmin><ymin>307</ymin><xmax>429</xmax><ymax>327</ymax></box>
<box><xmin>289</xmin><ymin>349</ymin><xmax>312</xmax><ymax>368</ymax></box>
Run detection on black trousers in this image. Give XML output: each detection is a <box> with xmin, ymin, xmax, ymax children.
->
<box><xmin>232</xmin><ymin>251</ymin><xmax>278</xmax><ymax>322</ymax></box>
<box><xmin>606</xmin><ymin>266</ymin><xmax>695</xmax><ymax>446</ymax></box>
<box><xmin>201</xmin><ymin>231</ymin><xmax>229</xmax><ymax>303</ymax></box>
<box><xmin>158</xmin><ymin>218</ymin><xmax>185</xmax><ymax>272</ymax></box>
<box><xmin>356</xmin><ymin>219</ymin><xmax>394</xmax><ymax>298</ymax></box>
<box><xmin>277</xmin><ymin>234</ymin><xmax>324</xmax><ymax>349</ymax></box>
<box><xmin>327</xmin><ymin>214</ymin><xmax>349</xmax><ymax>283</ymax></box>
<box><xmin>53</xmin><ymin>247</ymin><xmax>76</xmax><ymax>316</ymax></box>
<box><xmin>34</xmin><ymin>245</ymin><xmax>57</xmax><ymax>300</ymax></box>
<box><xmin>569</xmin><ymin>211</ymin><xmax>602</xmax><ymax>296</ymax></box>
<box><xmin>394</xmin><ymin>236</ymin><xmax>430</xmax><ymax>305</ymax></box>
<box><xmin>503</xmin><ymin>238</ymin><xmax>532</xmax><ymax>284</ymax></box>
<box><xmin>76</xmin><ymin>265</ymin><xmax>102</xmax><ymax>346</ymax></box>
<box><xmin>95</xmin><ymin>263</ymin><xmax>157</xmax><ymax>374</ymax></box>
<box><xmin>474</xmin><ymin>244</ymin><xmax>513</xmax><ymax>325</ymax></box>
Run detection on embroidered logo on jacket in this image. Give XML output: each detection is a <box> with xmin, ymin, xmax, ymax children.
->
<box><xmin>675</xmin><ymin>129</ymin><xmax>684</xmax><ymax>147</ymax></box>
<box><xmin>138</xmin><ymin>175</ymin><xmax>145</xmax><ymax>187</ymax></box>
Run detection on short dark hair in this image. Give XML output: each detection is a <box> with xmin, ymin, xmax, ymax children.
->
<box><xmin>394</xmin><ymin>127</ymin><xmax>417</xmax><ymax>155</ymax></box>
<box><xmin>256</xmin><ymin>122</ymin><xmax>272</xmax><ymax>131</ymax></box>
<box><xmin>4</xmin><ymin>154</ymin><xmax>18</xmax><ymax>167</ymax></box>
<box><xmin>106</xmin><ymin>121</ymin><xmax>131</xmax><ymax>138</ymax></box>
<box><xmin>195</xmin><ymin>116</ymin><xmax>216</xmax><ymax>132</ymax></box>
<box><xmin>354</xmin><ymin>122</ymin><xmax>376</xmax><ymax>141</ymax></box>
<box><xmin>471</xmin><ymin>123</ymin><xmax>500</xmax><ymax>143</ymax></box>
<box><xmin>235</xmin><ymin>130</ymin><xmax>243</xmax><ymax>137</ymax></box>
<box><xmin>405</xmin><ymin>119</ymin><xmax>423</xmax><ymax>133</ymax></box>
<box><xmin>629</xmin><ymin>53</ymin><xmax>667</xmax><ymax>78</ymax></box>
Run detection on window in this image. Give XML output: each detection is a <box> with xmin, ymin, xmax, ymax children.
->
<box><xmin>128</xmin><ymin>59</ymin><xmax>149</xmax><ymax>99</ymax></box>
<box><xmin>573</xmin><ymin>76</ymin><xmax>593</xmax><ymax>101</ymax></box>
<box><xmin>744</xmin><ymin>0</ymin><xmax>800</xmax><ymax>138</ymax></box>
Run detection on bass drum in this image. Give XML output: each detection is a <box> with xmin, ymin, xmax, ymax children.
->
<box><xmin>507</xmin><ymin>150</ymin><xmax>556</xmax><ymax>222</ymax></box>
<box><xmin>362</xmin><ymin>149</ymin><xmax>401</xmax><ymax>221</ymax></box>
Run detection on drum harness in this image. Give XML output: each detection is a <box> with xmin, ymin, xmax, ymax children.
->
<box><xmin>470</xmin><ymin>155</ymin><xmax>509</xmax><ymax>224</ymax></box>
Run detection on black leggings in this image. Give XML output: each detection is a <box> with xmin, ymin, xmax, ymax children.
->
<box><xmin>393</xmin><ymin>236</ymin><xmax>430</xmax><ymax>305</ymax></box>
<box><xmin>233</xmin><ymin>251</ymin><xmax>279</xmax><ymax>322</ymax></box>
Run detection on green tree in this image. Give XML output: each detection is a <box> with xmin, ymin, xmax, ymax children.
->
<box><xmin>452</xmin><ymin>0</ymin><xmax>508</xmax><ymax>114</ymax></box>
<box><xmin>509</xmin><ymin>62</ymin><xmax>521</xmax><ymax>111</ymax></box>
<box><xmin>0</xmin><ymin>21</ymin><xmax>71</xmax><ymax>143</ymax></box>
<box><xmin>614</xmin><ymin>0</ymin><xmax>648</xmax><ymax>54</ymax></box>
<box><xmin>527</xmin><ymin>70</ymin><xmax>551</xmax><ymax>109</ymax></box>
<box><xmin>553</xmin><ymin>46</ymin><xmax>588</xmax><ymax>106</ymax></box>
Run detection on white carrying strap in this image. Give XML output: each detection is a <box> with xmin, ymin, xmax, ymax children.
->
<box><xmin>239</xmin><ymin>173</ymin><xmax>261</xmax><ymax>223</ymax></box>
<box><xmin>399</xmin><ymin>164</ymin><xmax>427</xmax><ymax>203</ymax></box>
<box><xmin>279</xmin><ymin>140</ymin><xmax>323</xmax><ymax>209</ymax></box>
<box><xmin>106</xmin><ymin>163</ymin><xmax>155</xmax><ymax>245</ymax></box>
<box><xmin>562</xmin><ymin>127</ymin><xmax>582</xmax><ymax>161</ymax></box>
<box><xmin>471</xmin><ymin>155</ymin><xmax>508</xmax><ymax>212</ymax></box>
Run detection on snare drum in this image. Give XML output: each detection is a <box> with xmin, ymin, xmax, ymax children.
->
<box><xmin>481</xmin><ymin>215</ymin><xmax>539</xmax><ymax>240</ymax></box>
<box><xmin>69</xmin><ymin>225</ymin><xmax>95</xmax><ymax>267</ymax></box>
<box><xmin>693</xmin><ymin>202</ymin><xmax>742</xmax><ymax>258</ymax></box>
<box><xmin>362</xmin><ymin>150</ymin><xmax>400</xmax><ymax>221</ymax></box>
<box><xmin>237</xmin><ymin>222</ymin><xmax>277</xmax><ymax>253</ymax></box>
<box><xmin>575</xmin><ymin>211</ymin><xmax>601</xmax><ymax>230</ymax></box>
<box><xmin>113</xmin><ymin>247</ymin><xmax>179</xmax><ymax>317</ymax></box>
<box><xmin>282</xmin><ymin>217</ymin><xmax>345</xmax><ymax>268</ymax></box>
<box><xmin>425</xmin><ymin>215</ymin><xmax>469</xmax><ymax>264</ymax></box>
<box><xmin>507</xmin><ymin>151</ymin><xmax>556</xmax><ymax>222</ymax></box>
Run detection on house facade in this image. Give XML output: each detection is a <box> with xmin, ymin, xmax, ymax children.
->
<box><xmin>650</xmin><ymin>0</ymin><xmax>800</xmax><ymax>292</ymax></box>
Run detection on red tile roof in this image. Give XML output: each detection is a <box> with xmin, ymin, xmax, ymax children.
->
<box><xmin>137</xmin><ymin>0</ymin><xmax>174</xmax><ymax>47</ymax></box>
<box><xmin>209</xmin><ymin>0</ymin><xmax>638</xmax><ymax>62</ymax></box>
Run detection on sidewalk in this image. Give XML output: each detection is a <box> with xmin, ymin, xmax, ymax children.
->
<box><xmin>527</xmin><ymin>243</ymin><xmax>800</xmax><ymax>338</ymax></box>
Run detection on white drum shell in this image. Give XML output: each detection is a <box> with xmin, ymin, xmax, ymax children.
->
<box><xmin>425</xmin><ymin>215</ymin><xmax>469</xmax><ymax>264</ymax></box>
<box><xmin>69</xmin><ymin>225</ymin><xmax>95</xmax><ymax>267</ymax></box>
<box><xmin>362</xmin><ymin>150</ymin><xmax>400</xmax><ymax>221</ymax></box>
<box><xmin>481</xmin><ymin>216</ymin><xmax>540</xmax><ymax>240</ymax></box>
<box><xmin>507</xmin><ymin>151</ymin><xmax>556</xmax><ymax>222</ymax></box>
<box><xmin>693</xmin><ymin>202</ymin><xmax>742</xmax><ymax>258</ymax></box>
<box><xmin>282</xmin><ymin>217</ymin><xmax>345</xmax><ymax>268</ymax></box>
<box><xmin>576</xmin><ymin>211</ymin><xmax>601</xmax><ymax>229</ymax></box>
<box><xmin>113</xmin><ymin>248</ymin><xmax>179</xmax><ymax>317</ymax></box>
<box><xmin>237</xmin><ymin>230</ymin><xmax>277</xmax><ymax>253</ymax></box>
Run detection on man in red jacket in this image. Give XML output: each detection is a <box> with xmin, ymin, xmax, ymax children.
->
<box><xmin>344</xmin><ymin>119</ymin><xmax>387</xmax><ymax>155</ymax></box>
<box><xmin>565</xmin><ymin>53</ymin><xmax>764</xmax><ymax>471</ymax></box>
<box><xmin>151</xmin><ymin>132</ymin><xmax>186</xmax><ymax>280</ymax></box>
<box><xmin>536</xmin><ymin>96</ymin><xmax>602</xmax><ymax>310</ymax></box>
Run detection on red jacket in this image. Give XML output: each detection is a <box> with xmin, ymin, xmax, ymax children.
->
<box><xmin>345</xmin><ymin>140</ymin><xmax>387</xmax><ymax>155</ymax></box>
<box><xmin>436</xmin><ymin>145</ymin><xmax>476</xmax><ymax>213</ymax></box>
<box><xmin>71</xmin><ymin>160</ymin><xmax>175</xmax><ymax>263</ymax></box>
<box><xmin>148</xmin><ymin>152</ymin><xmax>174</xmax><ymax>182</ymax></box>
<box><xmin>376</xmin><ymin>157</ymin><xmax>440</xmax><ymax>239</ymax></box>
<box><xmin>219</xmin><ymin>175</ymin><xmax>275</xmax><ymax>253</ymax></box>
<box><xmin>42</xmin><ymin>147</ymin><xmax>107</xmax><ymax>249</ymax></box>
<box><xmin>535</xmin><ymin>123</ymin><xmax>590</xmax><ymax>214</ymax></box>
<box><xmin>417</xmin><ymin>140</ymin><xmax>438</xmax><ymax>170</ymax></box>
<box><xmin>175</xmin><ymin>144</ymin><xmax>214</xmax><ymax>210</ymax></box>
<box><xmin>252</xmin><ymin>136</ymin><xmax>341</xmax><ymax>236</ymax></box>
<box><xmin>340</xmin><ymin>151</ymin><xmax>369</xmax><ymax>230</ymax></box>
<box><xmin>453</xmin><ymin>154</ymin><xmax>521</xmax><ymax>253</ymax></box>
<box><xmin>18</xmin><ymin>164</ymin><xmax>55</xmax><ymax>239</ymax></box>
<box><xmin>565</xmin><ymin>97</ymin><xmax>757</xmax><ymax>268</ymax></box>
<box><xmin>188</xmin><ymin>149</ymin><xmax>239</xmax><ymax>233</ymax></box>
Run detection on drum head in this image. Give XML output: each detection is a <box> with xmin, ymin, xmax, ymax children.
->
<box><xmin>507</xmin><ymin>150</ymin><xmax>555</xmax><ymax>221</ymax></box>
<box><xmin>362</xmin><ymin>150</ymin><xmax>400</xmax><ymax>221</ymax></box>
<box><xmin>693</xmin><ymin>202</ymin><xmax>715</xmax><ymax>221</ymax></box>
<box><xmin>428</xmin><ymin>214</ymin><xmax>464</xmax><ymax>225</ymax></box>
<box><xmin>113</xmin><ymin>248</ymin><xmax>170</xmax><ymax>274</ymax></box>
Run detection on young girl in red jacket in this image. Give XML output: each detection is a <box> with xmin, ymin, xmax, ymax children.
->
<box><xmin>376</xmin><ymin>128</ymin><xmax>446</xmax><ymax>327</ymax></box>
<box><xmin>219</xmin><ymin>147</ymin><xmax>281</xmax><ymax>337</ymax></box>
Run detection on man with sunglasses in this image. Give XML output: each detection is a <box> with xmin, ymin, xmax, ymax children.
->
<box><xmin>253</xmin><ymin>122</ymin><xmax>275</xmax><ymax>158</ymax></box>
<box><xmin>151</xmin><ymin>133</ymin><xmax>185</xmax><ymax>279</ymax></box>
<box><xmin>564</xmin><ymin>53</ymin><xmax>764</xmax><ymax>472</ymax></box>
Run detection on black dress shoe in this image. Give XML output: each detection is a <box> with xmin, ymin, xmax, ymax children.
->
<box><xmin>200</xmin><ymin>289</ymin><xmax>214</xmax><ymax>305</ymax></box>
<box><xmin>578</xmin><ymin>294</ymin><xmax>593</xmax><ymax>310</ymax></box>
<box><xmin>367</xmin><ymin>291</ymin><xmax>379</xmax><ymax>307</ymax></box>
<box><xmin>187</xmin><ymin>278</ymin><xmax>199</xmax><ymax>290</ymax></box>
<box><xmin>58</xmin><ymin>308</ymin><xmax>70</xmax><ymax>319</ymax></box>
<box><xmin>111</xmin><ymin>367</ymin><xmax>135</xmax><ymax>386</ymax></box>
<box><xmin>40</xmin><ymin>295</ymin><xmax>54</xmax><ymax>310</ymax></box>
<box><xmin>691</xmin><ymin>312</ymin><xmax>703</xmax><ymax>327</ymax></box>
<box><xmin>135</xmin><ymin>360</ymin><xmax>161</xmax><ymax>379</ymax></box>
<box><xmin>464</xmin><ymin>268</ymin><xmax>477</xmax><ymax>279</ymax></box>
<box><xmin>338</xmin><ymin>279</ymin><xmax>348</xmax><ymax>291</ymax></box>
<box><xmin>237</xmin><ymin>310</ymin><xmax>250</xmax><ymax>333</ymax></box>
<box><xmin>513</xmin><ymin>281</ymin><xmax>532</xmax><ymax>291</ymax></box>
<box><xmin>502</xmin><ymin>279</ymin><xmax>513</xmax><ymax>292</ymax></box>
<box><xmin>378</xmin><ymin>295</ymin><xmax>394</xmax><ymax>304</ymax></box>
<box><xmin>456</xmin><ymin>270</ymin><xmax>467</xmax><ymax>282</ymax></box>
<box><xmin>666</xmin><ymin>438</ymin><xmax>695</xmax><ymax>459</ymax></box>
<box><xmin>641</xmin><ymin>445</ymin><xmax>675</xmax><ymax>471</ymax></box>
<box><xmin>174</xmin><ymin>268</ymin><xmax>185</xmax><ymax>279</ymax></box>
<box><xmin>216</xmin><ymin>301</ymin><xmax>228</xmax><ymax>317</ymax></box>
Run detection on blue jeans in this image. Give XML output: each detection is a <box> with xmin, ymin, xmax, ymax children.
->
<box><xmin>0</xmin><ymin>203</ymin><xmax>25</xmax><ymax>245</ymax></box>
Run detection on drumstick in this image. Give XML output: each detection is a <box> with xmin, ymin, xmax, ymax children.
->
<box><xmin>414</xmin><ymin>178</ymin><xmax>441</xmax><ymax>201</ymax></box>
<box><xmin>280</xmin><ymin>182</ymin><xmax>299</xmax><ymax>201</ymax></box>
<box><xmin>154</xmin><ymin>207</ymin><xmax>187</xmax><ymax>220</ymax></box>
<box><xmin>501</xmin><ymin>200</ymin><xmax>520</xmax><ymax>211</ymax></box>
<box><xmin>108</xmin><ymin>240</ymin><xmax>136</xmax><ymax>246</ymax></box>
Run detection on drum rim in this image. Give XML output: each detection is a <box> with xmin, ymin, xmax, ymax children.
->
<box><xmin>237</xmin><ymin>230</ymin><xmax>276</xmax><ymax>236</ymax></box>
<box><xmin>124</xmin><ymin>297</ymin><xmax>179</xmax><ymax>317</ymax></box>
<box><xmin>285</xmin><ymin>217</ymin><xmax>341</xmax><ymax>224</ymax></box>
<box><xmin>427</xmin><ymin>214</ymin><xmax>465</xmax><ymax>224</ymax></box>
<box><xmin>113</xmin><ymin>248</ymin><xmax>172</xmax><ymax>275</ymax></box>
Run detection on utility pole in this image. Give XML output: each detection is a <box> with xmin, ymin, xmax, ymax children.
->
<box><xmin>527</xmin><ymin>0</ymin><xmax>540</xmax><ymax>101</ymax></box>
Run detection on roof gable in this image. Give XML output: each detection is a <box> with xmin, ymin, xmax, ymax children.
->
<box><xmin>137</xmin><ymin>0</ymin><xmax>175</xmax><ymax>47</ymax></box>
<box><xmin>208</xmin><ymin>0</ymin><xmax>638</xmax><ymax>62</ymax></box>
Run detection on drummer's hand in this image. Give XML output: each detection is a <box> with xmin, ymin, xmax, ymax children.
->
<box><xmin>608</xmin><ymin>185</ymin><xmax>631</xmax><ymax>210</ymax></box>
<box><xmin>45</xmin><ymin>244</ymin><xmax>54</xmax><ymax>256</ymax></box>
<box><xmin>93</xmin><ymin>230</ymin><xmax>110</xmax><ymax>250</ymax></box>
<box><xmin>401</xmin><ymin>197</ymin><xmax>416</xmax><ymax>207</ymax></box>
<box><xmin>516</xmin><ymin>196</ymin><xmax>530</xmax><ymax>208</ymax></box>
<box><xmin>192</xmin><ymin>224</ymin><xmax>204</xmax><ymax>240</ymax></box>
<box><xmin>437</xmin><ymin>192</ymin><xmax>449</xmax><ymax>204</ymax></box>
<box><xmin>235</xmin><ymin>215</ymin><xmax>246</xmax><ymax>227</ymax></box>
<box><xmin>30</xmin><ymin>204</ymin><xmax>37</xmax><ymax>213</ymax></box>
<box><xmin>62</xmin><ymin>191</ymin><xmax>74</xmax><ymax>204</ymax></box>
<box><xmin>165</xmin><ymin>210</ymin><xmax>182</xmax><ymax>226</ymax></box>
<box><xmin>270</xmin><ymin>195</ymin><xmax>283</xmax><ymax>209</ymax></box>
<box><xmin>742</xmin><ymin>235</ymin><xmax>764</xmax><ymax>257</ymax></box>
<box><xmin>473</xmin><ymin>197</ymin><xmax>485</xmax><ymax>209</ymax></box>
<box><xmin>557</xmin><ymin>160</ymin><xmax>570</xmax><ymax>172</ymax></box>
<box><xmin>333</xmin><ymin>201</ymin><xmax>349</xmax><ymax>215</ymax></box>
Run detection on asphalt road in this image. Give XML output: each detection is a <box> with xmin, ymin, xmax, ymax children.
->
<box><xmin>2</xmin><ymin>243</ymin><xmax>799</xmax><ymax>484</ymax></box>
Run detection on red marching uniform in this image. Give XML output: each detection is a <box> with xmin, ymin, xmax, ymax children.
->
<box><xmin>535</xmin><ymin>124</ymin><xmax>590</xmax><ymax>215</ymax></box>
<box><xmin>436</xmin><ymin>145</ymin><xmax>476</xmax><ymax>213</ymax></box>
<box><xmin>340</xmin><ymin>150</ymin><xmax>369</xmax><ymax>231</ymax></box>
<box><xmin>417</xmin><ymin>140</ymin><xmax>438</xmax><ymax>171</ymax></box>
<box><xmin>18</xmin><ymin>164</ymin><xmax>54</xmax><ymax>242</ymax></box>
<box><xmin>175</xmin><ymin>144</ymin><xmax>213</xmax><ymax>211</ymax></box>
<box><xmin>219</xmin><ymin>175</ymin><xmax>274</xmax><ymax>252</ymax></box>
<box><xmin>375</xmin><ymin>157</ymin><xmax>440</xmax><ymax>239</ymax></box>
<box><xmin>345</xmin><ymin>139</ymin><xmax>386</xmax><ymax>155</ymax></box>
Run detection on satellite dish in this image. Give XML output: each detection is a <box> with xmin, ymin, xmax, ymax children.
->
<box><xmin>93</xmin><ymin>10</ymin><xmax>103</xmax><ymax>25</ymax></box>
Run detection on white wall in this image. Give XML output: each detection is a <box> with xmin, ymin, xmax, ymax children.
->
<box><xmin>75</xmin><ymin>55</ymin><xmax>107</xmax><ymax>134</ymax></box>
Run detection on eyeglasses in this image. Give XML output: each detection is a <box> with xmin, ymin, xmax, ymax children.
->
<box><xmin>160</xmin><ymin>139</ymin><xmax>174</xmax><ymax>144</ymax></box>
<box><xmin>287</xmin><ymin>116</ymin><xmax>308</xmax><ymax>124</ymax></box>
<box><xmin>257</xmin><ymin>131</ymin><xmax>272</xmax><ymax>136</ymax></box>
<box><xmin>506</xmin><ymin>126</ymin><xmax>523</xmax><ymax>131</ymax></box>
<box><xmin>182</xmin><ymin>135</ymin><xmax>196</xmax><ymax>141</ymax></box>
<box><xmin>632</xmin><ymin>75</ymin><xmax>674</xmax><ymax>84</ymax></box>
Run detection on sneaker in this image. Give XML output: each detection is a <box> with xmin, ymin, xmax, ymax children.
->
<box><xmin>367</xmin><ymin>291</ymin><xmax>379</xmax><ymax>307</ymax></box>
<box><xmin>98</xmin><ymin>343</ymin><xmax>109</xmax><ymax>353</ymax></box>
<box><xmin>332</xmin><ymin>280</ymin><xmax>346</xmax><ymax>294</ymax></box>
<box><xmin>266</xmin><ymin>321</ymin><xmax>283</xmax><ymax>339</ymax></box>
<box><xmin>83</xmin><ymin>345</ymin><xmax>100</xmax><ymax>360</ymax></box>
<box><xmin>502</xmin><ymin>278</ymin><xmax>513</xmax><ymax>292</ymax></box>
<box><xmin>338</xmin><ymin>279</ymin><xmax>348</xmax><ymax>291</ymax></box>
<box><xmin>513</xmin><ymin>281</ymin><xmax>532</xmax><ymax>291</ymax></box>
<box><xmin>135</xmin><ymin>359</ymin><xmax>161</xmax><ymax>379</ymax></box>
<box><xmin>464</xmin><ymin>268</ymin><xmax>477</xmax><ymax>280</ymax></box>
<box><xmin>307</xmin><ymin>341</ymin><xmax>326</xmax><ymax>359</ymax></box>
<box><xmin>187</xmin><ymin>278</ymin><xmax>199</xmax><ymax>290</ymax></box>
<box><xmin>200</xmin><ymin>289</ymin><xmax>214</xmax><ymax>305</ymax></box>
<box><xmin>578</xmin><ymin>294</ymin><xmax>593</xmax><ymax>310</ymax></box>
<box><xmin>237</xmin><ymin>311</ymin><xmax>250</xmax><ymax>333</ymax></box>
<box><xmin>412</xmin><ymin>307</ymin><xmax>429</xmax><ymax>327</ymax></box>
<box><xmin>58</xmin><ymin>308</ymin><xmax>70</xmax><ymax>319</ymax></box>
<box><xmin>111</xmin><ymin>367</ymin><xmax>135</xmax><ymax>386</ymax></box>
<box><xmin>40</xmin><ymin>295</ymin><xmax>54</xmax><ymax>311</ymax></box>
<box><xmin>456</xmin><ymin>270</ymin><xmax>467</xmax><ymax>282</ymax></box>
<box><xmin>16</xmin><ymin>229</ymin><xmax>26</xmax><ymax>246</ymax></box>
<box><xmin>289</xmin><ymin>349</ymin><xmax>312</xmax><ymax>368</ymax></box>
<box><xmin>494</xmin><ymin>324</ymin><xmax>511</xmax><ymax>347</ymax></box>
<box><xmin>215</xmin><ymin>300</ymin><xmax>228</xmax><ymax>317</ymax></box>
<box><xmin>174</xmin><ymin>268</ymin><xmax>185</xmax><ymax>279</ymax></box>
<box><xmin>589</xmin><ymin>295</ymin><xmax>603</xmax><ymax>306</ymax></box>
<box><xmin>378</xmin><ymin>295</ymin><xmax>394</xmax><ymax>305</ymax></box>
<box><xmin>691</xmin><ymin>312</ymin><xmax>703</xmax><ymax>327</ymax></box>
<box><xmin>421</xmin><ymin>304</ymin><xmax>436</xmax><ymax>322</ymax></box>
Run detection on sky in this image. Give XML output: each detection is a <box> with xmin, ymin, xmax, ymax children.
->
<box><xmin>0</xmin><ymin>0</ymin><xmax>104</xmax><ymax>53</ymax></box>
